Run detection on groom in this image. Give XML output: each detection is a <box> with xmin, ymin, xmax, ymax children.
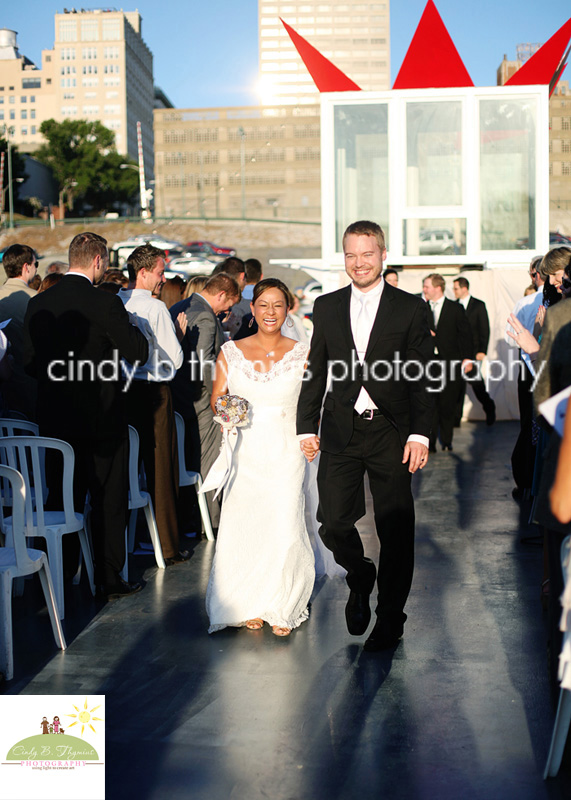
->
<box><xmin>297</xmin><ymin>220</ymin><xmax>434</xmax><ymax>651</ymax></box>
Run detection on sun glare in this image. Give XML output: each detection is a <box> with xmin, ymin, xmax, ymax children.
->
<box><xmin>66</xmin><ymin>697</ymin><xmax>104</xmax><ymax>736</ymax></box>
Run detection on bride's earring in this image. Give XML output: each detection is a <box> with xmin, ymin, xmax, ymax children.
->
<box><xmin>286</xmin><ymin>315</ymin><xmax>294</xmax><ymax>328</ymax></box>
<box><xmin>248</xmin><ymin>317</ymin><xmax>254</xmax><ymax>328</ymax></box>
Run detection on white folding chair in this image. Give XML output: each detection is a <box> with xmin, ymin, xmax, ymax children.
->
<box><xmin>544</xmin><ymin>535</ymin><xmax>571</xmax><ymax>779</ymax></box>
<box><xmin>174</xmin><ymin>412</ymin><xmax>214</xmax><ymax>541</ymax></box>
<box><xmin>121</xmin><ymin>425</ymin><xmax>166</xmax><ymax>582</ymax></box>
<box><xmin>0</xmin><ymin>436</ymin><xmax>95</xmax><ymax>619</ymax></box>
<box><xmin>0</xmin><ymin>419</ymin><xmax>40</xmax><ymax>438</ymax></box>
<box><xmin>0</xmin><ymin>464</ymin><xmax>66</xmax><ymax>681</ymax></box>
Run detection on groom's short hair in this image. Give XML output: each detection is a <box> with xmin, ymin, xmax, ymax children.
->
<box><xmin>342</xmin><ymin>220</ymin><xmax>386</xmax><ymax>252</ymax></box>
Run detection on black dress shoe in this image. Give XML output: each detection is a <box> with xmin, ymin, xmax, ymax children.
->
<box><xmin>364</xmin><ymin>619</ymin><xmax>404</xmax><ymax>652</ymax></box>
<box><xmin>485</xmin><ymin>404</ymin><xmax>496</xmax><ymax>426</ymax></box>
<box><xmin>164</xmin><ymin>550</ymin><xmax>191</xmax><ymax>566</ymax></box>
<box><xmin>429</xmin><ymin>444</ymin><xmax>437</xmax><ymax>453</ymax></box>
<box><xmin>98</xmin><ymin>579</ymin><xmax>142</xmax><ymax>600</ymax></box>
<box><xmin>345</xmin><ymin>591</ymin><xmax>372</xmax><ymax>636</ymax></box>
<box><xmin>442</xmin><ymin>444</ymin><xmax>453</xmax><ymax>451</ymax></box>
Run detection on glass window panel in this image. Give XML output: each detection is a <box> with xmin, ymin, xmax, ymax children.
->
<box><xmin>403</xmin><ymin>219</ymin><xmax>466</xmax><ymax>256</ymax></box>
<box><xmin>334</xmin><ymin>103</ymin><xmax>388</xmax><ymax>251</ymax></box>
<box><xmin>480</xmin><ymin>98</ymin><xmax>536</xmax><ymax>250</ymax></box>
<box><xmin>406</xmin><ymin>101</ymin><xmax>462</xmax><ymax>206</ymax></box>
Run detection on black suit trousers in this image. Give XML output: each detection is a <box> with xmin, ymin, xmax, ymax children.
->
<box><xmin>44</xmin><ymin>431</ymin><xmax>129</xmax><ymax>586</ymax></box>
<box><xmin>317</xmin><ymin>414</ymin><xmax>414</xmax><ymax>623</ymax></box>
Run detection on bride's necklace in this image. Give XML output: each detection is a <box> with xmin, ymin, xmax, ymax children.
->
<box><xmin>265</xmin><ymin>350</ymin><xmax>274</xmax><ymax>358</ymax></box>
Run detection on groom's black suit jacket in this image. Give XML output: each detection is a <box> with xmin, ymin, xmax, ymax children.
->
<box><xmin>297</xmin><ymin>282</ymin><xmax>434</xmax><ymax>453</ymax></box>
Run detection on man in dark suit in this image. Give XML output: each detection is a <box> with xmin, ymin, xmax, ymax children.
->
<box><xmin>452</xmin><ymin>276</ymin><xmax>496</xmax><ymax>425</ymax></box>
<box><xmin>170</xmin><ymin>272</ymin><xmax>240</xmax><ymax>530</ymax></box>
<box><xmin>297</xmin><ymin>220</ymin><xmax>433</xmax><ymax>652</ymax></box>
<box><xmin>23</xmin><ymin>231</ymin><xmax>149</xmax><ymax>599</ymax></box>
<box><xmin>422</xmin><ymin>273</ymin><xmax>474</xmax><ymax>452</ymax></box>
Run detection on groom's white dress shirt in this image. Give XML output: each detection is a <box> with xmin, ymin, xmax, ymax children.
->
<box><xmin>351</xmin><ymin>279</ymin><xmax>428</xmax><ymax>448</ymax></box>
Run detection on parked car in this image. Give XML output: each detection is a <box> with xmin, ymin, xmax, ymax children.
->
<box><xmin>168</xmin><ymin>256</ymin><xmax>218</xmax><ymax>277</ymax></box>
<box><xmin>418</xmin><ymin>229</ymin><xmax>458</xmax><ymax>256</ymax></box>
<box><xmin>110</xmin><ymin>235</ymin><xmax>186</xmax><ymax>267</ymax></box>
<box><xmin>516</xmin><ymin>231</ymin><xmax>571</xmax><ymax>249</ymax></box>
<box><xmin>186</xmin><ymin>240</ymin><xmax>236</xmax><ymax>258</ymax></box>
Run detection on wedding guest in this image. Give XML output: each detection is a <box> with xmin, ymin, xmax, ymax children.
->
<box><xmin>170</xmin><ymin>273</ymin><xmax>240</xmax><ymax>531</ymax></box>
<box><xmin>383</xmin><ymin>268</ymin><xmax>399</xmax><ymax>287</ymax></box>
<box><xmin>23</xmin><ymin>231</ymin><xmax>148</xmax><ymax>599</ymax></box>
<box><xmin>183</xmin><ymin>275</ymin><xmax>209</xmax><ymax>299</ymax></box>
<box><xmin>422</xmin><ymin>273</ymin><xmax>473</xmax><ymax>451</ymax></box>
<box><xmin>506</xmin><ymin>255</ymin><xmax>545</xmax><ymax>497</ymax></box>
<box><xmin>45</xmin><ymin>261</ymin><xmax>68</xmax><ymax>275</ymax></box>
<box><xmin>0</xmin><ymin>243</ymin><xmax>39</xmax><ymax>420</ymax></box>
<box><xmin>550</xmin><ymin>402</ymin><xmax>571</xmax><ymax>524</ymax></box>
<box><xmin>119</xmin><ymin>244</ymin><xmax>189</xmax><ymax>565</ymax></box>
<box><xmin>452</xmin><ymin>276</ymin><xmax>496</xmax><ymax>425</ymax></box>
<box><xmin>226</xmin><ymin>258</ymin><xmax>263</xmax><ymax>338</ymax></box>
<box><xmin>160</xmin><ymin>276</ymin><xmax>186</xmax><ymax>309</ymax></box>
<box><xmin>38</xmin><ymin>273</ymin><xmax>64</xmax><ymax>293</ymax></box>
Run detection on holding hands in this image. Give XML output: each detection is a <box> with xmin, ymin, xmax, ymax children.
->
<box><xmin>300</xmin><ymin>435</ymin><xmax>320</xmax><ymax>462</ymax></box>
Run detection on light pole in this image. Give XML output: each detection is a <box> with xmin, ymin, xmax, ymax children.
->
<box><xmin>238</xmin><ymin>126</ymin><xmax>246</xmax><ymax>219</ymax></box>
<box><xmin>120</xmin><ymin>163</ymin><xmax>142</xmax><ymax>216</ymax></box>
<box><xmin>2</xmin><ymin>125</ymin><xmax>16</xmax><ymax>229</ymax></box>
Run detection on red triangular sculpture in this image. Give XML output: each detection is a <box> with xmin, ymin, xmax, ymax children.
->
<box><xmin>280</xmin><ymin>18</ymin><xmax>361</xmax><ymax>92</ymax></box>
<box><xmin>505</xmin><ymin>17</ymin><xmax>571</xmax><ymax>89</ymax></box>
<box><xmin>393</xmin><ymin>0</ymin><xmax>473</xmax><ymax>89</ymax></box>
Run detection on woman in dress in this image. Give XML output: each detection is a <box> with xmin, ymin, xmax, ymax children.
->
<box><xmin>206</xmin><ymin>279</ymin><xmax>315</xmax><ymax>636</ymax></box>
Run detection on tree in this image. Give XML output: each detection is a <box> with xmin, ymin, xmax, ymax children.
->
<box><xmin>35</xmin><ymin>119</ymin><xmax>139</xmax><ymax>215</ymax></box>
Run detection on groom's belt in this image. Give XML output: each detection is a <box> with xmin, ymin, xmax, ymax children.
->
<box><xmin>353</xmin><ymin>408</ymin><xmax>384</xmax><ymax>420</ymax></box>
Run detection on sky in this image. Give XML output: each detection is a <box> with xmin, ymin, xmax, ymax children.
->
<box><xmin>2</xmin><ymin>1</ymin><xmax>571</xmax><ymax>109</ymax></box>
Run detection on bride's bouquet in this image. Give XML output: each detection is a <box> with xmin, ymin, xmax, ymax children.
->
<box><xmin>199</xmin><ymin>394</ymin><xmax>251</xmax><ymax>500</ymax></box>
<box><xmin>213</xmin><ymin>395</ymin><xmax>251</xmax><ymax>429</ymax></box>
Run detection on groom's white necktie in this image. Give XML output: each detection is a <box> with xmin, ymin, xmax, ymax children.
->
<box><xmin>353</xmin><ymin>293</ymin><xmax>375</xmax><ymax>415</ymax></box>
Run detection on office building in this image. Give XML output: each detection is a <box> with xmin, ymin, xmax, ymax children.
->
<box><xmin>153</xmin><ymin>104</ymin><xmax>321</xmax><ymax>220</ymax></box>
<box><xmin>498</xmin><ymin>53</ymin><xmax>571</xmax><ymax>213</ymax></box>
<box><xmin>0</xmin><ymin>9</ymin><xmax>154</xmax><ymax>173</ymax></box>
<box><xmin>258</xmin><ymin>0</ymin><xmax>390</xmax><ymax>104</ymax></box>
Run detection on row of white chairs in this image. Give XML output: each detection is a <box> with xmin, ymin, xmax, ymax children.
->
<box><xmin>0</xmin><ymin>412</ymin><xmax>213</xmax><ymax>681</ymax></box>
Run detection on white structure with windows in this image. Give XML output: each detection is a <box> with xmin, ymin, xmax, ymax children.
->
<box><xmin>320</xmin><ymin>85</ymin><xmax>549</xmax><ymax>270</ymax></box>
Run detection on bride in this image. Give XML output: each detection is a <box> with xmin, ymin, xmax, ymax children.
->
<box><xmin>206</xmin><ymin>278</ymin><xmax>316</xmax><ymax>636</ymax></box>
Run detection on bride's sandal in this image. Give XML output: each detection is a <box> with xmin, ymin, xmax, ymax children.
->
<box><xmin>272</xmin><ymin>626</ymin><xmax>291</xmax><ymax>637</ymax></box>
<box><xmin>246</xmin><ymin>618</ymin><xmax>264</xmax><ymax>630</ymax></box>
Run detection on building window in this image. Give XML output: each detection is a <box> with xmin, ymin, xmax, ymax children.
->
<box><xmin>0</xmin><ymin>112</ymin><xmax>3</xmax><ymax>121</ymax></box>
<box><xmin>562</xmin><ymin>117</ymin><xmax>571</xmax><ymax>130</ymax></box>
<box><xmin>58</xmin><ymin>21</ymin><xmax>77</xmax><ymax>42</ymax></box>
<box><xmin>9</xmin><ymin>96</ymin><xmax>15</xmax><ymax>104</ymax></box>
<box><xmin>31</xmin><ymin>126</ymin><xmax>36</xmax><ymax>135</ymax></box>
<box><xmin>0</xmin><ymin>98</ymin><xmax>4</xmax><ymax>104</ymax></box>
<box><xmin>9</xmin><ymin>110</ymin><xmax>15</xmax><ymax>120</ymax></box>
<box><xmin>82</xmin><ymin>47</ymin><xmax>97</xmax><ymax>60</ymax></box>
<box><xmin>45</xmin><ymin>55</ymin><xmax>51</xmax><ymax>62</ymax></box>
<box><xmin>563</xmin><ymin>162</ymin><xmax>571</xmax><ymax>176</ymax></box>
<box><xmin>102</xmin><ymin>20</ymin><xmax>121</xmax><ymax>40</ymax></box>
<box><xmin>563</xmin><ymin>140</ymin><xmax>571</xmax><ymax>153</ymax></box>
<box><xmin>81</xmin><ymin>21</ymin><xmax>98</xmax><ymax>42</ymax></box>
<box><xmin>21</xmin><ymin>110</ymin><xmax>27</xmax><ymax>120</ymax></box>
<box><xmin>30</xmin><ymin>96</ymin><xmax>35</xmax><ymax>103</ymax></box>
<box><xmin>21</xmin><ymin>127</ymin><xmax>27</xmax><ymax>135</ymax></box>
<box><xmin>22</xmin><ymin>76</ymin><xmax>41</xmax><ymax>89</ymax></box>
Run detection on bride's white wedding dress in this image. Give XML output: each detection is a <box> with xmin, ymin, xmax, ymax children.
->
<box><xmin>206</xmin><ymin>339</ymin><xmax>316</xmax><ymax>633</ymax></box>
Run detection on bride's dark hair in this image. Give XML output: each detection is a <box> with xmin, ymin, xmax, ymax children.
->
<box><xmin>252</xmin><ymin>278</ymin><xmax>291</xmax><ymax>308</ymax></box>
